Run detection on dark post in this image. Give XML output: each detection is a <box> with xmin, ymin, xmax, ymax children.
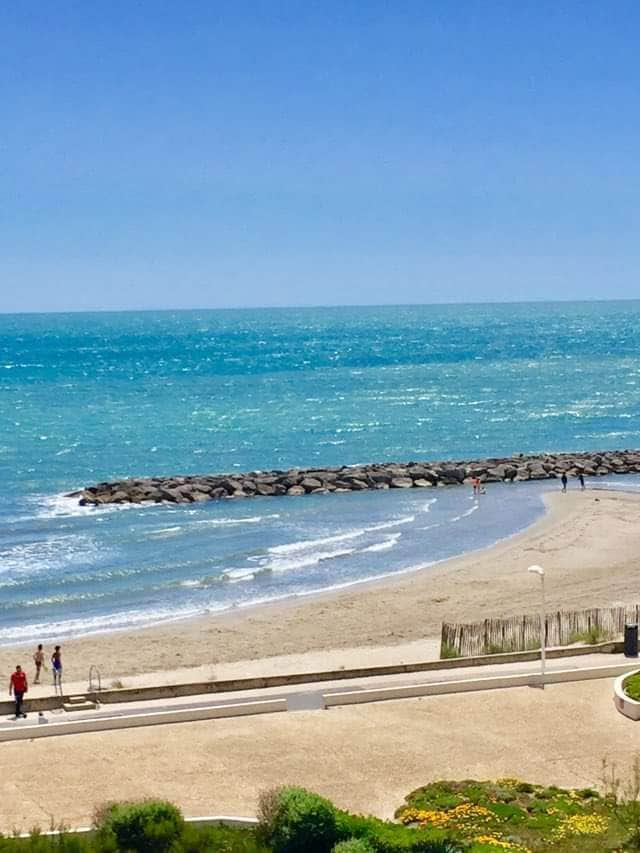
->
<box><xmin>624</xmin><ymin>623</ymin><xmax>638</xmax><ymax>658</ymax></box>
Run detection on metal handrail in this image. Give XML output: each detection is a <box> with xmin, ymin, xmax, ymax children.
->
<box><xmin>88</xmin><ymin>665</ymin><xmax>101</xmax><ymax>693</ymax></box>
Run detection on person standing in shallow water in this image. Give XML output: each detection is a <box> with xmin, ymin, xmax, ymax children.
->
<box><xmin>578</xmin><ymin>472</ymin><xmax>585</xmax><ymax>490</ymax></box>
<box><xmin>561</xmin><ymin>472</ymin><xmax>568</xmax><ymax>492</ymax></box>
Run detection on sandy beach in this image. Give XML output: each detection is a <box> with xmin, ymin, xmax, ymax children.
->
<box><xmin>2</xmin><ymin>488</ymin><xmax>640</xmax><ymax>684</ymax></box>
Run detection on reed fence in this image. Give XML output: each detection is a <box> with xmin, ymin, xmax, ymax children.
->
<box><xmin>440</xmin><ymin>604</ymin><xmax>640</xmax><ymax>658</ymax></box>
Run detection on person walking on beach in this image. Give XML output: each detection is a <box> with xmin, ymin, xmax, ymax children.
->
<box><xmin>578</xmin><ymin>472</ymin><xmax>585</xmax><ymax>490</ymax></box>
<box><xmin>33</xmin><ymin>644</ymin><xmax>44</xmax><ymax>684</ymax></box>
<box><xmin>561</xmin><ymin>472</ymin><xmax>568</xmax><ymax>492</ymax></box>
<box><xmin>51</xmin><ymin>645</ymin><xmax>62</xmax><ymax>694</ymax></box>
<box><xmin>9</xmin><ymin>665</ymin><xmax>27</xmax><ymax>719</ymax></box>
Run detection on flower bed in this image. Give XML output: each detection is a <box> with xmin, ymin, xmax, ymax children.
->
<box><xmin>396</xmin><ymin>779</ymin><xmax>620</xmax><ymax>851</ymax></box>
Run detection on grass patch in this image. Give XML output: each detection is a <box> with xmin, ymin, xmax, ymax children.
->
<box><xmin>624</xmin><ymin>672</ymin><xmax>640</xmax><ymax>702</ymax></box>
<box><xmin>440</xmin><ymin>643</ymin><xmax>460</xmax><ymax>659</ymax></box>
<box><xmin>569</xmin><ymin>626</ymin><xmax>613</xmax><ymax>645</ymax></box>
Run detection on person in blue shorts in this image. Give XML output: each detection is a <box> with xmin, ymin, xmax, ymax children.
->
<box><xmin>51</xmin><ymin>645</ymin><xmax>62</xmax><ymax>692</ymax></box>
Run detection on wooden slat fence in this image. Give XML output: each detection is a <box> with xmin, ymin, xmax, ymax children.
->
<box><xmin>441</xmin><ymin>604</ymin><xmax>640</xmax><ymax>658</ymax></box>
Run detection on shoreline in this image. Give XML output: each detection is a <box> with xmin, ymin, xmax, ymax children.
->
<box><xmin>1</xmin><ymin>482</ymin><xmax>551</xmax><ymax>650</ymax></box>
<box><xmin>3</xmin><ymin>487</ymin><xmax>640</xmax><ymax>684</ymax></box>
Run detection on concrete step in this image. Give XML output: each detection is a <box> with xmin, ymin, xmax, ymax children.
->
<box><xmin>62</xmin><ymin>699</ymin><xmax>97</xmax><ymax>713</ymax></box>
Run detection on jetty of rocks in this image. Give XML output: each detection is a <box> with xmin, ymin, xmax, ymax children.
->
<box><xmin>69</xmin><ymin>449</ymin><xmax>640</xmax><ymax>506</ymax></box>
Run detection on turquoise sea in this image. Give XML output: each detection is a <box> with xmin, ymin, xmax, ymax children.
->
<box><xmin>2</xmin><ymin>301</ymin><xmax>640</xmax><ymax>644</ymax></box>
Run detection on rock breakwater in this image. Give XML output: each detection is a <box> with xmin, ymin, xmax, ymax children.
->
<box><xmin>69</xmin><ymin>449</ymin><xmax>640</xmax><ymax>506</ymax></box>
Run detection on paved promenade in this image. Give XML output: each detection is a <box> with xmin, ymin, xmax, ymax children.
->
<box><xmin>2</xmin><ymin>658</ymin><xmax>639</xmax><ymax>832</ymax></box>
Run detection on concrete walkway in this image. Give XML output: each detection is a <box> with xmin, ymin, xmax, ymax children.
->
<box><xmin>1</xmin><ymin>650</ymin><xmax>633</xmax><ymax>736</ymax></box>
<box><xmin>2</xmin><ymin>676</ymin><xmax>640</xmax><ymax>833</ymax></box>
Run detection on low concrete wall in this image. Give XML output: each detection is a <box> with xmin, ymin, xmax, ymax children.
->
<box><xmin>1</xmin><ymin>640</ymin><xmax>622</xmax><ymax>717</ymax></box>
<box><xmin>324</xmin><ymin>662</ymin><xmax>633</xmax><ymax>707</ymax></box>
<box><xmin>0</xmin><ymin>697</ymin><xmax>287</xmax><ymax>743</ymax></box>
<box><xmin>17</xmin><ymin>815</ymin><xmax>259</xmax><ymax>838</ymax></box>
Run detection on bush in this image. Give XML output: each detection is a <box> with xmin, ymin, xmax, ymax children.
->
<box><xmin>175</xmin><ymin>823</ymin><xmax>269</xmax><ymax>852</ymax></box>
<box><xmin>257</xmin><ymin>787</ymin><xmax>338</xmax><ymax>853</ymax></box>
<box><xmin>334</xmin><ymin>810</ymin><xmax>459</xmax><ymax>852</ymax></box>
<box><xmin>94</xmin><ymin>800</ymin><xmax>184</xmax><ymax>853</ymax></box>
<box><xmin>361</xmin><ymin>822</ymin><xmax>458</xmax><ymax>852</ymax></box>
<box><xmin>332</xmin><ymin>841</ymin><xmax>375</xmax><ymax>853</ymax></box>
<box><xmin>570</xmin><ymin>626</ymin><xmax>612</xmax><ymax>645</ymax></box>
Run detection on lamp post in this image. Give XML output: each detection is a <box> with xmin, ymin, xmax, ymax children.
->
<box><xmin>527</xmin><ymin>564</ymin><xmax>546</xmax><ymax>685</ymax></box>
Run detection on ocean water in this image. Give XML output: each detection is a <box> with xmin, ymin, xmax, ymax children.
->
<box><xmin>2</xmin><ymin>301</ymin><xmax>640</xmax><ymax>644</ymax></box>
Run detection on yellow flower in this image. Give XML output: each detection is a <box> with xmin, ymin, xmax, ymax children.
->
<box><xmin>496</xmin><ymin>778</ymin><xmax>521</xmax><ymax>788</ymax></box>
<box><xmin>552</xmin><ymin>813</ymin><xmax>608</xmax><ymax>839</ymax></box>
<box><xmin>474</xmin><ymin>835</ymin><xmax>529</xmax><ymax>851</ymax></box>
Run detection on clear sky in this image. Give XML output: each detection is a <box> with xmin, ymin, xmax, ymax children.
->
<box><xmin>1</xmin><ymin>2</ymin><xmax>639</xmax><ymax>312</ymax></box>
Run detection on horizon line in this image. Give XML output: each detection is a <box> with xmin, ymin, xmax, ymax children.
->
<box><xmin>2</xmin><ymin>295</ymin><xmax>640</xmax><ymax>318</ymax></box>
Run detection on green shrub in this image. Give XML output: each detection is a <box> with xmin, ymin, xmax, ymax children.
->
<box><xmin>570</xmin><ymin>626</ymin><xmax>612</xmax><ymax>645</ymax></box>
<box><xmin>94</xmin><ymin>800</ymin><xmax>184</xmax><ymax>853</ymax></box>
<box><xmin>0</xmin><ymin>833</ymin><xmax>95</xmax><ymax>853</ymax></box>
<box><xmin>335</xmin><ymin>811</ymin><xmax>458</xmax><ymax>853</ymax></box>
<box><xmin>258</xmin><ymin>787</ymin><xmax>338</xmax><ymax>853</ymax></box>
<box><xmin>363</xmin><ymin>822</ymin><xmax>458</xmax><ymax>852</ymax></box>
<box><xmin>332</xmin><ymin>840</ymin><xmax>375</xmax><ymax>853</ymax></box>
<box><xmin>175</xmin><ymin>823</ymin><xmax>269</xmax><ymax>852</ymax></box>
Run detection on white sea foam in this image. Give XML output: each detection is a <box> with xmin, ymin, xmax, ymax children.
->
<box><xmin>147</xmin><ymin>526</ymin><xmax>183</xmax><ymax>539</ymax></box>
<box><xmin>0</xmin><ymin>534</ymin><xmax>99</xmax><ymax>575</ymax></box>
<box><xmin>361</xmin><ymin>533</ymin><xmax>402</xmax><ymax>553</ymax></box>
<box><xmin>449</xmin><ymin>504</ymin><xmax>479</xmax><ymax>522</ymax></box>
<box><xmin>35</xmin><ymin>493</ymin><xmax>137</xmax><ymax>519</ymax></box>
<box><xmin>364</xmin><ymin>515</ymin><xmax>415</xmax><ymax>532</ymax></box>
<box><xmin>267</xmin><ymin>531</ymin><xmax>365</xmax><ymax>555</ymax></box>
<box><xmin>194</xmin><ymin>513</ymin><xmax>280</xmax><ymax>526</ymax></box>
<box><xmin>422</xmin><ymin>498</ymin><xmax>437</xmax><ymax>512</ymax></box>
<box><xmin>258</xmin><ymin>546</ymin><xmax>357</xmax><ymax>574</ymax></box>
<box><xmin>0</xmin><ymin>602</ymin><xmax>226</xmax><ymax>645</ymax></box>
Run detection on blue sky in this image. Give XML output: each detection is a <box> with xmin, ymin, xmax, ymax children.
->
<box><xmin>1</xmin><ymin>2</ymin><xmax>639</xmax><ymax>312</ymax></box>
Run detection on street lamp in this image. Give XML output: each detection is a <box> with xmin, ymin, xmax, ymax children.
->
<box><xmin>527</xmin><ymin>564</ymin><xmax>546</xmax><ymax>685</ymax></box>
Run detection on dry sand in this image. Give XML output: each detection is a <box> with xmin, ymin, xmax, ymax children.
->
<box><xmin>2</xmin><ymin>678</ymin><xmax>639</xmax><ymax>831</ymax></box>
<box><xmin>2</xmin><ymin>488</ymin><xmax>640</xmax><ymax>685</ymax></box>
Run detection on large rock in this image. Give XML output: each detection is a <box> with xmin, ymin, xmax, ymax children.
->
<box><xmin>256</xmin><ymin>483</ymin><xmax>276</xmax><ymax>496</ymax></box>
<box><xmin>390</xmin><ymin>477</ymin><xmax>413</xmax><ymax>488</ymax></box>
<box><xmin>301</xmin><ymin>477</ymin><xmax>323</xmax><ymax>491</ymax></box>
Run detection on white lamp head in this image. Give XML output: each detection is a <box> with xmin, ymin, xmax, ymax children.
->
<box><xmin>527</xmin><ymin>564</ymin><xmax>545</xmax><ymax>576</ymax></box>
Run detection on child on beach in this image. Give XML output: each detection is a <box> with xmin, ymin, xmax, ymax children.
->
<box><xmin>33</xmin><ymin>644</ymin><xmax>44</xmax><ymax>684</ymax></box>
<box><xmin>51</xmin><ymin>645</ymin><xmax>62</xmax><ymax>693</ymax></box>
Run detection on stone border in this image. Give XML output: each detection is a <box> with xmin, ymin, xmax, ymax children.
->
<box><xmin>69</xmin><ymin>449</ymin><xmax>640</xmax><ymax>505</ymax></box>
<box><xmin>0</xmin><ymin>697</ymin><xmax>287</xmax><ymax>743</ymax></box>
<box><xmin>16</xmin><ymin>816</ymin><xmax>259</xmax><ymax>838</ymax></box>
<box><xmin>613</xmin><ymin>671</ymin><xmax>640</xmax><ymax>720</ymax></box>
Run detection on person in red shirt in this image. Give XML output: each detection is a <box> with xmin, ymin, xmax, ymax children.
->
<box><xmin>9</xmin><ymin>665</ymin><xmax>28</xmax><ymax>719</ymax></box>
